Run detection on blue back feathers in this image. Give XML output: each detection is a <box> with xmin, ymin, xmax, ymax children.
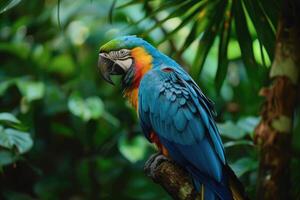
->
<box><xmin>107</xmin><ymin>36</ymin><xmax>236</xmax><ymax>200</ymax></box>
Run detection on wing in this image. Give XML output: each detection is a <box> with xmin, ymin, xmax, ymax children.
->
<box><xmin>138</xmin><ymin>67</ymin><xmax>226</xmax><ymax>183</ymax></box>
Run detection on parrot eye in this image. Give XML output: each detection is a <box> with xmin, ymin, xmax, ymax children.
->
<box><xmin>118</xmin><ymin>49</ymin><xmax>130</xmax><ymax>60</ymax></box>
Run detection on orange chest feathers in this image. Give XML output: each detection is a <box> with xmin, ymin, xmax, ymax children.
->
<box><xmin>123</xmin><ymin>47</ymin><xmax>152</xmax><ymax>111</ymax></box>
<box><xmin>125</xmin><ymin>87</ymin><xmax>139</xmax><ymax>111</ymax></box>
<box><xmin>123</xmin><ymin>48</ymin><xmax>168</xmax><ymax>156</ymax></box>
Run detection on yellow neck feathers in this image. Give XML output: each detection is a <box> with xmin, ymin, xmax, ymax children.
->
<box><xmin>124</xmin><ymin>47</ymin><xmax>153</xmax><ymax>110</ymax></box>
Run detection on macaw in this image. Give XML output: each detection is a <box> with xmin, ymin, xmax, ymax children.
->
<box><xmin>98</xmin><ymin>36</ymin><xmax>247</xmax><ymax>200</ymax></box>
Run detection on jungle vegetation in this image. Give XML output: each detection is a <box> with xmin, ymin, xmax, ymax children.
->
<box><xmin>0</xmin><ymin>0</ymin><xmax>299</xmax><ymax>199</ymax></box>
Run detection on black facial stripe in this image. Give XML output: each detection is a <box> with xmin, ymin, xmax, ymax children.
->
<box><xmin>118</xmin><ymin>56</ymin><xmax>132</xmax><ymax>61</ymax></box>
<box><xmin>109</xmin><ymin>49</ymin><xmax>130</xmax><ymax>59</ymax></box>
<box><xmin>110</xmin><ymin>51</ymin><xmax>118</xmax><ymax>58</ymax></box>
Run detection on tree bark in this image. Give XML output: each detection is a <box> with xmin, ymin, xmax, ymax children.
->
<box><xmin>254</xmin><ymin>1</ymin><xmax>300</xmax><ymax>199</ymax></box>
<box><xmin>144</xmin><ymin>153</ymin><xmax>201</xmax><ymax>200</ymax></box>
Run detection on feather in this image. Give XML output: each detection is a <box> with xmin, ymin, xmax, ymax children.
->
<box><xmin>187</xmin><ymin>100</ymin><xmax>197</xmax><ymax>113</ymax></box>
<box><xmin>182</xmin><ymin>106</ymin><xmax>193</xmax><ymax>120</ymax></box>
<box><xmin>168</xmin><ymin>101</ymin><xmax>179</xmax><ymax>116</ymax></box>
<box><xmin>173</xmin><ymin>108</ymin><xmax>187</xmax><ymax>132</ymax></box>
<box><xmin>160</xmin><ymin>96</ymin><xmax>171</xmax><ymax>120</ymax></box>
<box><xmin>141</xmin><ymin>93</ymin><xmax>149</xmax><ymax>112</ymax></box>
<box><xmin>137</xmin><ymin>67</ymin><xmax>233</xmax><ymax>200</ymax></box>
<box><xmin>179</xmin><ymin>97</ymin><xmax>186</xmax><ymax>105</ymax></box>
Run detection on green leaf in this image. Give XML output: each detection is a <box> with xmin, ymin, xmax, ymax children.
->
<box><xmin>191</xmin><ymin>1</ymin><xmax>226</xmax><ymax>80</ymax></box>
<box><xmin>48</xmin><ymin>54</ymin><xmax>75</xmax><ymax>76</ymax></box>
<box><xmin>236</xmin><ymin>116</ymin><xmax>260</xmax><ymax>135</ymax></box>
<box><xmin>109</xmin><ymin>0</ymin><xmax>117</xmax><ymax>24</ymax></box>
<box><xmin>224</xmin><ymin>140</ymin><xmax>254</xmax><ymax>148</ymax></box>
<box><xmin>17</xmin><ymin>80</ymin><xmax>45</xmax><ymax>102</ymax></box>
<box><xmin>0</xmin><ymin>79</ymin><xmax>16</xmax><ymax>96</ymax></box>
<box><xmin>0</xmin><ymin>42</ymin><xmax>31</xmax><ymax>59</ymax></box>
<box><xmin>0</xmin><ymin>150</ymin><xmax>18</xmax><ymax>166</ymax></box>
<box><xmin>68</xmin><ymin>94</ymin><xmax>104</xmax><ymax>122</ymax></box>
<box><xmin>215</xmin><ymin>0</ymin><xmax>233</xmax><ymax>91</ymax></box>
<box><xmin>177</xmin><ymin>21</ymin><xmax>199</xmax><ymax>55</ymax></box>
<box><xmin>121</xmin><ymin>0</ymin><xmax>182</xmax><ymax>33</ymax></box>
<box><xmin>258</xmin><ymin>0</ymin><xmax>279</xmax><ymax>29</ymax></box>
<box><xmin>0</xmin><ymin>0</ymin><xmax>22</xmax><ymax>14</ymax></box>
<box><xmin>227</xmin><ymin>39</ymin><xmax>241</xmax><ymax>59</ymax></box>
<box><xmin>253</xmin><ymin>39</ymin><xmax>271</xmax><ymax>67</ymax></box>
<box><xmin>68</xmin><ymin>94</ymin><xmax>86</xmax><ymax>119</ymax></box>
<box><xmin>157</xmin><ymin>1</ymin><xmax>206</xmax><ymax>44</ymax></box>
<box><xmin>85</xmin><ymin>97</ymin><xmax>105</xmax><ymax>119</ymax></box>
<box><xmin>116</xmin><ymin>0</ymin><xmax>142</xmax><ymax>9</ymax></box>
<box><xmin>102</xmin><ymin>111</ymin><xmax>120</xmax><ymax>127</ymax></box>
<box><xmin>230</xmin><ymin>157</ymin><xmax>258</xmax><ymax>177</ymax></box>
<box><xmin>233</xmin><ymin>0</ymin><xmax>258</xmax><ymax>84</ymax></box>
<box><xmin>0</xmin><ymin>112</ymin><xmax>21</xmax><ymax>124</ymax></box>
<box><xmin>118</xmin><ymin>135</ymin><xmax>149</xmax><ymax>163</ymax></box>
<box><xmin>218</xmin><ymin>116</ymin><xmax>260</xmax><ymax>139</ymax></box>
<box><xmin>191</xmin><ymin>29</ymin><xmax>216</xmax><ymax>80</ymax></box>
<box><xmin>141</xmin><ymin>0</ymin><xmax>196</xmax><ymax>36</ymax></box>
<box><xmin>178</xmin><ymin>0</ymin><xmax>214</xmax><ymax>54</ymax></box>
<box><xmin>243</xmin><ymin>0</ymin><xmax>275</xmax><ymax>60</ymax></box>
<box><xmin>218</xmin><ymin>121</ymin><xmax>246</xmax><ymax>140</ymax></box>
<box><xmin>0</xmin><ymin>126</ymin><xmax>33</xmax><ymax>154</ymax></box>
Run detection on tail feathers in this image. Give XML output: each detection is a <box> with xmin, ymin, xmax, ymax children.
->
<box><xmin>192</xmin><ymin>178</ymin><xmax>220</xmax><ymax>200</ymax></box>
<box><xmin>204</xmin><ymin>186</ymin><xmax>220</xmax><ymax>200</ymax></box>
<box><xmin>189</xmin><ymin>165</ymin><xmax>249</xmax><ymax>200</ymax></box>
<box><xmin>225</xmin><ymin>165</ymin><xmax>249</xmax><ymax>200</ymax></box>
<box><xmin>188</xmin><ymin>165</ymin><xmax>232</xmax><ymax>200</ymax></box>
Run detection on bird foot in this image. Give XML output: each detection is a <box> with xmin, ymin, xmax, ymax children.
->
<box><xmin>144</xmin><ymin>153</ymin><xmax>169</xmax><ymax>180</ymax></box>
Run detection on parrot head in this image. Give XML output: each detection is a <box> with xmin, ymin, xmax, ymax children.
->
<box><xmin>98</xmin><ymin>35</ymin><xmax>159</xmax><ymax>87</ymax></box>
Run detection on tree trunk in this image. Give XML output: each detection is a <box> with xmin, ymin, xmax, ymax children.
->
<box><xmin>254</xmin><ymin>1</ymin><xmax>300</xmax><ymax>199</ymax></box>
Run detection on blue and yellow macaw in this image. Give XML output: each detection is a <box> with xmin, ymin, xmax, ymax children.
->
<box><xmin>98</xmin><ymin>36</ymin><xmax>247</xmax><ymax>200</ymax></box>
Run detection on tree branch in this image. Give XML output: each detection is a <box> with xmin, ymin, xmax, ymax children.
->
<box><xmin>144</xmin><ymin>153</ymin><xmax>201</xmax><ymax>200</ymax></box>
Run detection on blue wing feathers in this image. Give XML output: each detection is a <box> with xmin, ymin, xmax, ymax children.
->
<box><xmin>182</xmin><ymin>107</ymin><xmax>193</xmax><ymax>120</ymax></box>
<box><xmin>159</xmin><ymin>137</ymin><xmax>231</xmax><ymax>200</ymax></box>
<box><xmin>174</xmin><ymin>109</ymin><xmax>187</xmax><ymax>131</ymax></box>
<box><xmin>138</xmin><ymin>68</ymin><xmax>232</xmax><ymax>200</ymax></box>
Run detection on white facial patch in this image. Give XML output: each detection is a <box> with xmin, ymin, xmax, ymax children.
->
<box><xmin>116</xmin><ymin>58</ymin><xmax>133</xmax><ymax>71</ymax></box>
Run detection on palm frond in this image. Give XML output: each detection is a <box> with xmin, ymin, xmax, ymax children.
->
<box><xmin>243</xmin><ymin>0</ymin><xmax>276</xmax><ymax>60</ymax></box>
<box><xmin>116</xmin><ymin>0</ymin><xmax>280</xmax><ymax>89</ymax></box>
<box><xmin>233</xmin><ymin>0</ymin><xmax>258</xmax><ymax>86</ymax></box>
<box><xmin>0</xmin><ymin>0</ymin><xmax>23</xmax><ymax>14</ymax></box>
<box><xmin>190</xmin><ymin>0</ymin><xmax>227</xmax><ymax>79</ymax></box>
<box><xmin>215</xmin><ymin>0</ymin><xmax>233</xmax><ymax>91</ymax></box>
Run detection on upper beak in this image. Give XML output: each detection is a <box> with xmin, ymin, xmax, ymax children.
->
<box><xmin>98</xmin><ymin>53</ymin><xmax>125</xmax><ymax>85</ymax></box>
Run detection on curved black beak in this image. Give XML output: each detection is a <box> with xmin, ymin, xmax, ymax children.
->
<box><xmin>98</xmin><ymin>53</ymin><xmax>125</xmax><ymax>85</ymax></box>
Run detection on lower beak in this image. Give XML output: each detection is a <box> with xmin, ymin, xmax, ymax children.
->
<box><xmin>98</xmin><ymin>54</ymin><xmax>125</xmax><ymax>85</ymax></box>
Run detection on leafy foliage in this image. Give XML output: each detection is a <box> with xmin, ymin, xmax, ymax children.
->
<box><xmin>0</xmin><ymin>127</ymin><xmax>33</xmax><ymax>154</ymax></box>
<box><xmin>0</xmin><ymin>0</ymin><xmax>23</xmax><ymax>14</ymax></box>
<box><xmin>120</xmin><ymin>0</ymin><xmax>279</xmax><ymax>90</ymax></box>
<box><xmin>0</xmin><ymin>112</ymin><xmax>32</xmax><ymax>167</ymax></box>
<box><xmin>0</xmin><ymin>0</ymin><xmax>299</xmax><ymax>199</ymax></box>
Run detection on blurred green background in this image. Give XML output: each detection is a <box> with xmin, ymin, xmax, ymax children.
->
<box><xmin>0</xmin><ymin>0</ymin><xmax>300</xmax><ymax>199</ymax></box>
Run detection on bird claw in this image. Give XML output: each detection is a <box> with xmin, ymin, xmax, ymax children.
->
<box><xmin>144</xmin><ymin>153</ymin><xmax>169</xmax><ymax>179</ymax></box>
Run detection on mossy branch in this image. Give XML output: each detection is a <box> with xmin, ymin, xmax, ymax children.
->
<box><xmin>144</xmin><ymin>153</ymin><xmax>201</xmax><ymax>200</ymax></box>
